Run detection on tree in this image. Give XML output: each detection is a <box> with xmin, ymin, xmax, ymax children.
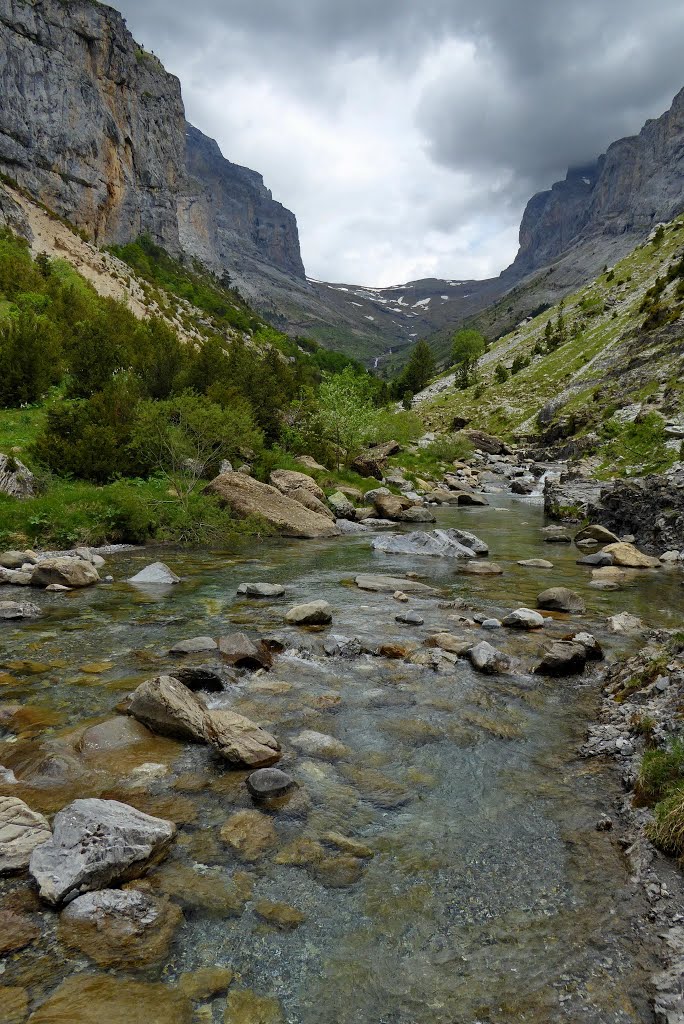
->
<box><xmin>317</xmin><ymin>366</ymin><xmax>378</xmax><ymax>465</ymax></box>
<box><xmin>494</xmin><ymin>363</ymin><xmax>509</xmax><ymax>383</ymax></box>
<box><xmin>0</xmin><ymin>310</ymin><xmax>62</xmax><ymax>406</ymax></box>
<box><xmin>391</xmin><ymin>339</ymin><xmax>435</xmax><ymax>399</ymax></box>
<box><xmin>451</xmin><ymin>329</ymin><xmax>485</xmax><ymax>388</ymax></box>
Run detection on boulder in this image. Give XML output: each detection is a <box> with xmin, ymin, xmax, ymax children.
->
<box><xmin>372</xmin><ymin>492</ymin><xmax>411</xmax><ymax>519</ymax></box>
<box><xmin>574</xmin><ymin>524</ymin><xmax>621</xmax><ymax>547</ymax></box>
<box><xmin>128</xmin><ymin>675</ymin><xmax>208</xmax><ymax>742</ymax></box>
<box><xmin>464</xmin><ymin>430</ymin><xmax>511</xmax><ymax>455</ymax></box>
<box><xmin>290</xmin><ymin>730</ymin><xmax>349</xmax><ymax>759</ymax></box>
<box><xmin>335</xmin><ymin>518</ymin><xmax>370</xmax><ymax>534</ymax></box>
<box><xmin>354</xmin><ymin>574</ymin><xmax>438</xmax><ymax>594</ymax></box>
<box><xmin>218</xmin><ymin>632</ymin><xmax>273</xmax><ymax>669</ymax></box>
<box><xmin>0</xmin><ymin>600</ymin><xmax>41</xmax><ymax>619</ymax></box>
<box><xmin>536</xmin><ymin>587</ymin><xmax>586</xmax><ymax>613</ymax></box>
<box><xmin>577</xmin><ymin>551</ymin><xmax>614</xmax><ymax>566</ymax></box>
<box><xmin>535</xmin><ymin>641</ymin><xmax>587</xmax><ymax>676</ymax></box>
<box><xmin>502</xmin><ymin>608</ymin><xmax>545</xmax><ymax>630</ymax></box>
<box><xmin>269</xmin><ymin>469</ymin><xmax>325</xmax><ymax>501</ymax></box>
<box><xmin>27</xmin><ymin>975</ymin><xmax>191</xmax><ymax>1024</ymax></box>
<box><xmin>517</xmin><ymin>559</ymin><xmax>554</xmax><ymax>568</ymax></box>
<box><xmin>601</xmin><ymin>542</ymin><xmax>660</xmax><ymax>568</ymax></box>
<box><xmin>0</xmin><ymin>550</ymin><xmax>36</xmax><ymax>569</ymax></box>
<box><xmin>396</xmin><ymin>610</ymin><xmax>424</xmax><ymax>625</ymax></box>
<box><xmin>296</xmin><ymin>455</ymin><xmax>327</xmax><ymax>471</ymax></box>
<box><xmin>371</xmin><ymin>527</ymin><xmax>483</xmax><ymax>558</ymax></box>
<box><xmin>0</xmin><ymin>796</ymin><xmax>51</xmax><ymax>872</ymax></box>
<box><xmin>400</xmin><ymin>507</ymin><xmax>437</xmax><ymax>522</ymax></box>
<box><xmin>169</xmin><ymin>636</ymin><xmax>217</xmax><ymax>654</ymax></box>
<box><xmin>0</xmin><ymin>453</ymin><xmax>35</xmax><ymax>498</ymax></box>
<box><xmin>58</xmin><ymin>889</ymin><xmax>183</xmax><ymax>968</ymax></box>
<box><xmin>542</xmin><ymin>526</ymin><xmax>571</xmax><ymax>544</ymax></box>
<box><xmin>31</xmin><ymin>557</ymin><xmax>99</xmax><ymax>588</ymax></box>
<box><xmin>205</xmin><ymin>710</ymin><xmax>281</xmax><ymax>767</ymax></box>
<box><xmin>328</xmin><ymin>490</ymin><xmax>356</xmax><ymax>519</ymax></box>
<box><xmin>429</xmin><ymin>633</ymin><xmax>472</xmax><ymax>655</ymax></box>
<box><xmin>289</xmin><ymin>487</ymin><xmax>336</xmax><ymax>520</ymax></box>
<box><xmin>29</xmin><ymin>798</ymin><xmax>176</xmax><ymax>905</ymax></box>
<box><xmin>482</xmin><ymin>618</ymin><xmax>502</xmax><ymax>629</ymax></box>
<box><xmin>458</xmin><ymin>561</ymin><xmax>504</xmax><ymax>575</ymax></box>
<box><xmin>425</xmin><ymin>489</ymin><xmax>464</xmax><ymax>504</ymax></box>
<box><xmin>567</xmin><ymin>632</ymin><xmax>604</xmax><ymax>661</ymax></box>
<box><xmin>204</xmin><ymin>471</ymin><xmax>340</xmax><ymax>539</ymax></box>
<box><xmin>449</xmin><ymin>491</ymin><xmax>489</xmax><ymax>506</ymax></box>
<box><xmin>364</xmin><ymin>487</ymin><xmax>390</xmax><ymax>503</ymax></box>
<box><xmin>351</xmin><ymin>453</ymin><xmax>383</xmax><ymax>479</ymax></box>
<box><xmin>511</xmin><ymin>478</ymin><xmax>535</xmax><ymax>495</ymax></box>
<box><xmin>285</xmin><ymin>600</ymin><xmax>332</xmax><ymax>625</ymax></box>
<box><xmin>246</xmin><ymin>767</ymin><xmax>295</xmax><ymax>797</ymax></box>
<box><xmin>77</xmin><ymin>717</ymin><xmax>156</xmax><ymax>755</ymax></box>
<box><xmin>323</xmin><ymin>634</ymin><xmax>362</xmax><ymax>657</ymax></box>
<box><xmin>127</xmin><ymin>562</ymin><xmax>180</xmax><ymax>585</ymax></box>
<box><xmin>237</xmin><ymin>582</ymin><xmax>286</xmax><ymax>598</ymax></box>
<box><xmin>468</xmin><ymin>641</ymin><xmax>511</xmax><ymax>674</ymax></box>
<box><xmin>175</xmin><ymin>665</ymin><xmax>226</xmax><ymax>692</ymax></box>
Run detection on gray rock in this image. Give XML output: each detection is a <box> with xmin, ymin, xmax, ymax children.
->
<box><xmin>534</xmin><ymin>641</ymin><xmax>587</xmax><ymax>676</ymax></box>
<box><xmin>502</xmin><ymin>607</ymin><xmax>546</xmax><ymax>630</ymax></box>
<box><xmin>574</xmin><ymin>524</ymin><xmax>621</xmax><ymax>546</ymax></box>
<box><xmin>237</xmin><ymin>582</ymin><xmax>286</xmax><ymax>597</ymax></box>
<box><xmin>542</xmin><ymin>526</ymin><xmax>572</xmax><ymax>544</ymax></box>
<box><xmin>354</xmin><ymin>574</ymin><xmax>438</xmax><ymax>594</ymax></box>
<box><xmin>468</xmin><ymin>641</ymin><xmax>511</xmax><ymax>674</ymax></box>
<box><xmin>569</xmin><ymin>632</ymin><xmax>604</xmax><ymax>661</ymax></box>
<box><xmin>128</xmin><ymin>675</ymin><xmax>208</xmax><ymax>742</ymax></box>
<box><xmin>576</xmin><ymin>551</ymin><xmax>614</xmax><ymax>566</ymax></box>
<box><xmin>31</xmin><ymin>557</ymin><xmax>99</xmax><ymax>588</ymax></box>
<box><xmin>606</xmin><ymin>612</ymin><xmax>644</xmax><ymax>633</ymax></box>
<box><xmin>517</xmin><ymin>558</ymin><xmax>554</xmax><ymax>568</ymax></box>
<box><xmin>218</xmin><ymin>633</ymin><xmax>273</xmax><ymax>670</ymax></box>
<box><xmin>0</xmin><ymin>600</ymin><xmax>41</xmax><ymax>619</ymax></box>
<box><xmin>29</xmin><ymin>798</ymin><xmax>175</xmax><ymax>905</ymax></box>
<box><xmin>536</xmin><ymin>587</ymin><xmax>586</xmax><ymax>613</ymax></box>
<box><xmin>335</xmin><ymin>518</ymin><xmax>370</xmax><ymax>534</ymax></box>
<box><xmin>175</xmin><ymin>665</ymin><xmax>227</xmax><ymax>692</ymax></box>
<box><xmin>0</xmin><ymin>550</ymin><xmax>36</xmax><ymax>570</ymax></box>
<box><xmin>328</xmin><ymin>491</ymin><xmax>356</xmax><ymax>519</ymax></box>
<box><xmin>169</xmin><ymin>636</ymin><xmax>217</xmax><ymax>654</ymax></box>
<box><xmin>127</xmin><ymin>562</ymin><xmax>181</xmax><ymax>585</ymax></box>
<box><xmin>363</xmin><ymin>487</ymin><xmax>391</xmax><ymax>503</ymax></box>
<box><xmin>399</xmin><ymin>507</ymin><xmax>437</xmax><ymax>523</ymax></box>
<box><xmin>246</xmin><ymin>767</ymin><xmax>295</xmax><ymax>798</ymax></box>
<box><xmin>0</xmin><ymin>454</ymin><xmax>35</xmax><ymax>498</ymax></box>
<box><xmin>285</xmin><ymin>600</ymin><xmax>332</xmax><ymax>625</ymax></box>
<box><xmin>0</xmin><ymin>796</ymin><xmax>51</xmax><ymax>872</ymax></box>
<box><xmin>395</xmin><ymin>610</ymin><xmax>424</xmax><ymax>625</ymax></box>
<box><xmin>323</xmin><ymin>634</ymin><xmax>362</xmax><ymax>657</ymax></box>
<box><xmin>290</xmin><ymin>730</ymin><xmax>348</xmax><ymax>759</ymax></box>
<box><xmin>371</xmin><ymin>528</ymin><xmax>483</xmax><ymax>559</ymax></box>
<box><xmin>481</xmin><ymin>618</ymin><xmax>502</xmax><ymax>629</ymax></box>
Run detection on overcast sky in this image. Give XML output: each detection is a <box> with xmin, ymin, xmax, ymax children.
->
<box><xmin>112</xmin><ymin>0</ymin><xmax>684</xmax><ymax>287</ymax></box>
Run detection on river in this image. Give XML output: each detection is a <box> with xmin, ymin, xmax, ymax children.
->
<box><xmin>1</xmin><ymin>494</ymin><xmax>681</xmax><ymax>1022</ymax></box>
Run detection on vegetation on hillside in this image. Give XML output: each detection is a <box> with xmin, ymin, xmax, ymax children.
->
<box><xmin>0</xmin><ymin>230</ymin><xmax>418</xmax><ymax>547</ymax></box>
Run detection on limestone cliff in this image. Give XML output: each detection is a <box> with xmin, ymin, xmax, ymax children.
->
<box><xmin>510</xmin><ymin>87</ymin><xmax>684</xmax><ymax>279</ymax></box>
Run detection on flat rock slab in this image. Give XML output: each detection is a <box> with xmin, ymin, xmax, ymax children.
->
<box><xmin>27</xmin><ymin>975</ymin><xmax>192</xmax><ymax>1024</ymax></box>
<box><xmin>29</xmin><ymin>798</ymin><xmax>176</xmax><ymax>905</ymax></box>
<box><xmin>169</xmin><ymin>636</ymin><xmax>217</xmax><ymax>654</ymax></box>
<box><xmin>128</xmin><ymin>562</ymin><xmax>181</xmax><ymax>585</ymax></box>
<box><xmin>0</xmin><ymin>796</ymin><xmax>51</xmax><ymax>872</ymax></box>
<box><xmin>458</xmin><ymin>561</ymin><xmax>504</xmax><ymax>575</ymax></box>
<box><xmin>237</xmin><ymin>583</ymin><xmax>286</xmax><ymax>597</ymax></box>
<box><xmin>354</xmin><ymin>574</ymin><xmax>438</xmax><ymax>594</ymax></box>
<box><xmin>518</xmin><ymin>558</ymin><xmax>553</xmax><ymax>568</ymax></box>
<box><xmin>205</xmin><ymin>471</ymin><xmax>340</xmax><ymax>539</ymax></box>
<box><xmin>0</xmin><ymin>600</ymin><xmax>41</xmax><ymax>619</ymax></box>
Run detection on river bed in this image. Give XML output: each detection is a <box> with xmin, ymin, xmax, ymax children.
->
<box><xmin>1</xmin><ymin>495</ymin><xmax>681</xmax><ymax>1023</ymax></box>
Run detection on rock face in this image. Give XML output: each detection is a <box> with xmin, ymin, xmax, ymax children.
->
<box><xmin>510</xmin><ymin>88</ymin><xmax>684</xmax><ymax>283</ymax></box>
<box><xmin>29</xmin><ymin>798</ymin><xmax>176</xmax><ymax>905</ymax></box>
<box><xmin>583</xmin><ymin>470</ymin><xmax>684</xmax><ymax>554</ymax></box>
<box><xmin>204</xmin><ymin>472</ymin><xmax>340</xmax><ymax>539</ymax></box>
<box><xmin>0</xmin><ymin>453</ymin><xmax>35</xmax><ymax>498</ymax></box>
<box><xmin>0</xmin><ymin>796</ymin><xmax>51</xmax><ymax>872</ymax></box>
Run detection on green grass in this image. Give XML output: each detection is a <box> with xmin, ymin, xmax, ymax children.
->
<box><xmin>0</xmin><ymin>404</ymin><xmax>46</xmax><ymax>457</ymax></box>
<box><xmin>636</xmin><ymin>739</ymin><xmax>684</xmax><ymax>805</ymax></box>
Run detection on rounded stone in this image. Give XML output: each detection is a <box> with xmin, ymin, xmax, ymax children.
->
<box><xmin>246</xmin><ymin>768</ymin><xmax>295</xmax><ymax>798</ymax></box>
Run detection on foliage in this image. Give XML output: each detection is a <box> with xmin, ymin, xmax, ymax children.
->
<box><xmin>451</xmin><ymin>329</ymin><xmax>485</xmax><ymax>387</ymax></box>
<box><xmin>636</xmin><ymin>740</ymin><xmax>684</xmax><ymax>805</ymax></box>
<box><xmin>317</xmin><ymin>366</ymin><xmax>380</xmax><ymax>464</ymax></box>
<box><xmin>494</xmin><ymin>363</ymin><xmax>509</xmax><ymax>383</ymax></box>
<box><xmin>390</xmin><ymin>339</ymin><xmax>436</xmax><ymax>399</ymax></box>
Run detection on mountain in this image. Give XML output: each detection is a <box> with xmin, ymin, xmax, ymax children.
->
<box><xmin>2</xmin><ymin>0</ymin><xmax>684</xmax><ymax>367</ymax></box>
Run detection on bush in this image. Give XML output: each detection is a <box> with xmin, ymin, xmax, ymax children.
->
<box><xmin>424</xmin><ymin>434</ymin><xmax>473</xmax><ymax>462</ymax></box>
<box><xmin>494</xmin><ymin>363</ymin><xmax>509</xmax><ymax>383</ymax></box>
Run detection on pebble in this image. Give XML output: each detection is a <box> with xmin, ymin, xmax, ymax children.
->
<box><xmin>246</xmin><ymin>767</ymin><xmax>295</xmax><ymax>798</ymax></box>
<box><xmin>395</xmin><ymin>610</ymin><xmax>424</xmax><ymax>625</ymax></box>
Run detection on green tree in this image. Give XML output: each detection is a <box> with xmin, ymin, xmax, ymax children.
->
<box><xmin>451</xmin><ymin>329</ymin><xmax>485</xmax><ymax>388</ymax></box>
<box><xmin>494</xmin><ymin>363</ymin><xmax>509</xmax><ymax>383</ymax></box>
<box><xmin>317</xmin><ymin>366</ymin><xmax>378</xmax><ymax>465</ymax></box>
<box><xmin>392</xmin><ymin>339</ymin><xmax>435</xmax><ymax>399</ymax></box>
<box><xmin>0</xmin><ymin>310</ymin><xmax>62</xmax><ymax>406</ymax></box>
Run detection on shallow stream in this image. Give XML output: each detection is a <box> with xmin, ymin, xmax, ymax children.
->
<box><xmin>1</xmin><ymin>495</ymin><xmax>682</xmax><ymax>1023</ymax></box>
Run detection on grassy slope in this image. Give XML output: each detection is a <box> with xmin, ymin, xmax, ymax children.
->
<box><xmin>420</xmin><ymin>218</ymin><xmax>684</xmax><ymax>476</ymax></box>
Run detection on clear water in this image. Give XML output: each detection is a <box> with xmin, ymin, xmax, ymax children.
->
<box><xmin>1</xmin><ymin>495</ymin><xmax>679</xmax><ymax>1022</ymax></box>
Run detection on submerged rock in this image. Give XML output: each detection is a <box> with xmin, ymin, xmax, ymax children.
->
<box><xmin>0</xmin><ymin>600</ymin><xmax>41</xmax><ymax>619</ymax></box>
<box><xmin>518</xmin><ymin>558</ymin><xmax>554</xmax><ymax>568</ymax></box>
<box><xmin>458</xmin><ymin>560</ymin><xmax>504</xmax><ymax>575</ymax></box>
<box><xmin>291</xmin><ymin>730</ymin><xmax>349</xmax><ymax>759</ymax></box>
<box><xmin>220</xmin><ymin>809</ymin><xmax>277</xmax><ymax>861</ymax></box>
<box><xmin>127</xmin><ymin>562</ymin><xmax>181</xmax><ymax>585</ymax></box>
<box><xmin>285</xmin><ymin>600</ymin><xmax>332</xmax><ymax>625</ymax></box>
<box><xmin>224</xmin><ymin>989</ymin><xmax>284</xmax><ymax>1024</ymax></box>
<box><xmin>395</xmin><ymin>610</ymin><xmax>424</xmax><ymax>625</ymax></box>
<box><xmin>254</xmin><ymin>900</ymin><xmax>306</xmax><ymax>930</ymax></box>
<box><xmin>574</xmin><ymin>524</ymin><xmax>620</xmax><ymax>546</ymax></box>
<box><xmin>536</xmin><ymin>587</ymin><xmax>586</xmax><ymax>613</ymax></box>
<box><xmin>28</xmin><ymin>975</ymin><xmax>192</xmax><ymax>1024</ymax></box>
<box><xmin>0</xmin><ymin>795</ymin><xmax>51</xmax><ymax>872</ymax></box>
<box><xmin>169</xmin><ymin>636</ymin><xmax>217</xmax><ymax>654</ymax></box>
<box><xmin>354</xmin><ymin>573</ymin><xmax>438</xmax><ymax>594</ymax></box>
<box><xmin>29</xmin><ymin>798</ymin><xmax>176</xmax><ymax>905</ymax></box>
<box><xmin>246</xmin><ymin>767</ymin><xmax>295</xmax><ymax>798</ymax></box>
<box><xmin>58</xmin><ymin>888</ymin><xmax>183</xmax><ymax>968</ymax></box>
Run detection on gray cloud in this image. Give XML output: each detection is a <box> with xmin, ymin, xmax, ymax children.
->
<box><xmin>111</xmin><ymin>0</ymin><xmax>684</xmax><ymax>285</ymax></box>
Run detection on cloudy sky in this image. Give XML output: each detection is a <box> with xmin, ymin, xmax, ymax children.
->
<box><xmin>113</xmin><ymin>0</ymin><xmax>684</xmax><ymax>287</ymax></box>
